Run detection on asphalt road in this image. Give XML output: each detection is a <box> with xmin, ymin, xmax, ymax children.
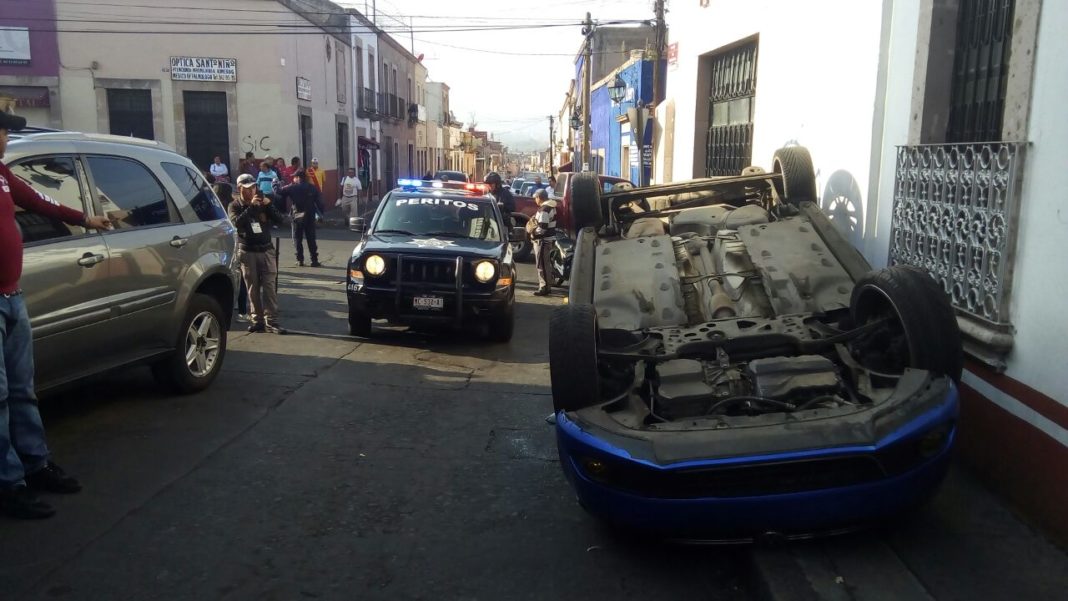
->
<box><xmin>0</xmin><ymin>229</ymin><xmax>752</xmax><ymax>600</ymax></box>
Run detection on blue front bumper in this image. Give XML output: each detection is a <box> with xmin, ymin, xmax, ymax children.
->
<box><xmin>556</xmin><ymin>381</ymin><xmax>959</xmax><ymax>541</ymax></box>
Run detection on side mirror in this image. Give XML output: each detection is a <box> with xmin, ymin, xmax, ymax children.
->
<box><xmin>350</xmin><ymin>217</ymin><xmax>366</xmax><ymax>233</ymax></box>
<box><xmin>509</xmin><ymin>227</ymin><xmax>526</xmax><ymax>243</ymax></box>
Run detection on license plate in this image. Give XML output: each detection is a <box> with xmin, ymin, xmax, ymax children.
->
<box><xmin>413</xmin><ymin>295</ymin><xmax>444</xmax><ymax>310</ymax></box>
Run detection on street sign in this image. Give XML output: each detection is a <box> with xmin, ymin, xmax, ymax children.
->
<box><xmin>169</xmin><ymin>57</ymin><xmax>237</xmax><ymax>82</ymax></box>
<box><xmin>296</xmin><ymin>77</ymin><xmax>312</xmax><ymax>101</ymax></box>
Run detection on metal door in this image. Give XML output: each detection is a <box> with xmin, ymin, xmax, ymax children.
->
<box><xmin>183</xmin><ymin>91</ymin><xmax>229</xmax><ymax>172</ymax></box>
<box><xmin>9</xmin><ymin>155</ymin><xmax>114</xmax><ymax>390</ymax></box>
<box><xmin>946</xmin><ymin>0</ymin><xmax>1015</xmax><ymax>143</ymax></box>
<box><xmin>107</xmin><ymin>89</ymin><xmax>154</xmax><ymax>140</ymax></box>
<box><xmin>705</xmin><ymin>41</ymin><xmax>758</xmax><ymax>177</ymax></box>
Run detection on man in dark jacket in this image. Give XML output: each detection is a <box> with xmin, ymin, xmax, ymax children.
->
<box><xmin>484</xmin><ymin>171</ymin><xmax>515</xmax><ymax>215</ymax></box>
<box><xmin>276</xmin><ymin>169</ymin><xmax>325</xmax><ymax>267</ymax></box>
<box><xmin>230</xmin><ymin>173</ymin><xmax>287</xmax><ymax>334</ymax></box>
<box><xmin>0</xmin><ymin>111</ymin><xmax>110</xmax><ymax>519</ymax></box>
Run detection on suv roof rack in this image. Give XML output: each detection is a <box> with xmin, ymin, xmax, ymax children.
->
<box><xmin>9</xmin><ymin>130</ymin><xmax>176</xmax><ymax>152</ymax></box>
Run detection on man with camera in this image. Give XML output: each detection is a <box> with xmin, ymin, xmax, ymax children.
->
<box><xmin>230</xmin><ymin>174</ymin><xmax>287</xmax><ymax>334</ymax></box>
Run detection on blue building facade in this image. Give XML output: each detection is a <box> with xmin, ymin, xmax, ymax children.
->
<box><xmin>590</xmin><ymin>57</ymin><xmax>656</xmax><ymax>185</ymax></box>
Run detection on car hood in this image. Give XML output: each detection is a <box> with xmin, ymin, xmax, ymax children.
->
<box><xmin>359</xmin><ymin>233</ymin><xmax>504</xmax><ymax>258</ymax></box>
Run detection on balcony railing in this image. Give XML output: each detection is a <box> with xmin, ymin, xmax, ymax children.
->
<box><xmin>359</xmin><ymin>87</ymin><xmax>380</xmax><ymax>119</ymax></box>
<box><xmin>889</xmin><ymin>142</ymin><xmax>1025</xmax><ymax>332</ymax></box>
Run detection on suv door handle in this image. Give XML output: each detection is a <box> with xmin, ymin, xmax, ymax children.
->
<box><xmin>77</xmin><ymin>252</ymin><xmax>105</xmax><ymax>267</ymax></box>
<box><xmin>170</xmin><ymin>236</ymin><xmax>189</xmax><ymax>248</ymax></box>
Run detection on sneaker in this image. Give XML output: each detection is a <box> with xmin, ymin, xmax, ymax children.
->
<box><xmin>310</xmin><ymin>261</ymin><xmax>322</xmax><ymax>268</ymax></box>
<box><xmin>236</xmin><ymin>313</ymin><xmax>250</xmax><ymax>323</ymax></box>
<box><xmin>0</xmin><ymin>486</ymin><xmax>55</xmax><ymax>519</ymax></box>
<box><xmin>533</xmin><ymin>288</ymin><xmax>550</xmax><ymax>296</ymax></box>
<box><xmin>247</xmin><ymin>322</ymin><xmax>266</xmax><ymax>333</ymax></box>
<box><xmin>25</xmin><ymin>462</ymin><xmax>82</xmax><ymax>494</ymax></box>
<box><xmin>295</xmin><ymin>261</ymin><xmax>305</xmax><ymax>268</ymax></box>
<box><xmin>265</xmin><ymin>323</ymin><xmax>288</xmax><ymax>335</ymax></box>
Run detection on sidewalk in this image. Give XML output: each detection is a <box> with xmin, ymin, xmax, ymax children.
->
<box><xmin>747</xmin><ymin>464</ymin><xmax>1068</xmax><ymax>601</ymax></box>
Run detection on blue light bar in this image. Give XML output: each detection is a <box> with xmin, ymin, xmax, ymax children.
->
<box><xmin>397</xmin><ymin>178</ymin><xmax>417</xmax><ymax>186</ymax></box>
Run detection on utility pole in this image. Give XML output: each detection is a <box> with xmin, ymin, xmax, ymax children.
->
<box><xmin>548</xmin><ymin>115</ymin><xmax>555</xmax><ymax>175</ymax></box>
<box><xmin>582</xmin><ymin>12</ymin><xmax>593</xmax><ymax>172</ymax></box>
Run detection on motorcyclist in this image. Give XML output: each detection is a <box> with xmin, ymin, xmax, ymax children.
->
<box><xmin>484</xmin><ymin>172</ymin><xmax>515</xmax><ymax>215</ymax></box>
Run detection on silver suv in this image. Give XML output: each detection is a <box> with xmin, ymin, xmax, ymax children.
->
<box><xmin>6</xmin><ymin>131</ymin><xmax>238</xmax><ymax>394</ymax></box>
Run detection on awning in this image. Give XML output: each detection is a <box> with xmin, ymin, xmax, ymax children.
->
<box><xmin>557</xmin><ymin>161</ymin><xmax>574</xmax><ymax>173</ymax></box>
<box><xmin>358</xmin><ymin>136</ymin><xmax>380</xmax><ymax>149</ymax></box>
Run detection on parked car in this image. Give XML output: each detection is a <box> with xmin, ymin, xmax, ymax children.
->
<box><xmin>346</xmin><ymin>179</ymin><xmax>521</xmax><ymax>341</ymax></box>
<box><xmin>549</xmin><ymin>147</ymin><xmax>962</xmax><ymax>541</ymax></box>
<box><xmin>508</xmin><ymin>173</ymin><xmax>632</xmax><ymax>261</ymax></box>
<box><xmin>506</xmin><ymin>177</ymin><xmax>525</xmax><ymax>195</ymax></box>
<box><xmin>433</xmin><ymin>170</ymin><xmax>468</xmax><ymax>183</ymax></box>
<box><xmin>5</xmin><ymin>131</ymin><xmax>239</xmax><ymax>394</ymax></box>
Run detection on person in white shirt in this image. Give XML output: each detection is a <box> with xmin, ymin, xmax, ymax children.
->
<box><xmin>339</xmin><ymin>166</ymin><xmax>363</xmax><ymax>219</ymax></box>
<box><xmin>209</xmin><ymin>156</ymin><xmax>230</xmax><ymax>183</ymax></box>
<box><xmin>545</xmin><ymin>175</ymin><xmax>557</xmax><ymax>198</ymax></box>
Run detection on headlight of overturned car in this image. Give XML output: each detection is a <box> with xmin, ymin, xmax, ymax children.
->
<box><xmin>474</xmin><ymin>260</ymin><xmax>496</xmax><ymax>283</ymax></box>
<box><xmin>365</xmin><ymin>254</ymin><xmax>386</xmax><ymax>276</ymax></box>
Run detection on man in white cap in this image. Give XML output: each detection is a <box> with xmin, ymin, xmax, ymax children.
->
<box><xmin>229</xmin><ymin>173</ymin><xmax>287</xmax><ymax>334</ymax></box>
<box><xmin>0</xmin><ymin>111</ymin><xmax>110</xmax><ymax>519</ymax></box>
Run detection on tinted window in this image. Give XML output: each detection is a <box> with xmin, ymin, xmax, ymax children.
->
<box><xmin>9</xmin><ymin>156</ymin><xmax>87</xmax><ymax>243</ymax></box>
<box><xmin>86</xmin><ymin>156</ymin><xmax>176</xmax><ymax>229</ymax></box>
<box><xmin>161</xmin><ymin>162</ymin><xmax>226</xmax><ymax>221</ymax></box>
<box><xmin>375</xmin><ymin>194</ymin><xmax>501</xmax><ymax>242</ymax></box>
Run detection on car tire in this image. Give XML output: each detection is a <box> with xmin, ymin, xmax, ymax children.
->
<box><xmin>487</xmin><ymin>303</ymin><xmax>515</xmax><ymax>343</ymax></box>
<box><xmin>850</xmin><ymin>265</ymin><xmax>963</xmax><ymax>381</ymax></box>
<box><xmin>772</xmin><ymin>146</ymin><xmax>817</xmax><ymax>205</ymax></box>
<box><xmin>348</xmin><ymin>305</ymin><xmax>372</xmax><ymax>337</ymax></box>
<box><xmin>151</xmin><ymin>293</ymin><xmax>227</xmax><ymax>394</ymax></box>
<box><xmin>550</xmin><ymin>303</ymin><xmax>601</xmax><ymax>413</ymax></box>
<box><xmin>570</xmin><ymin>173</ymin><xmax>603</xmax><ymax>232</ymax></box>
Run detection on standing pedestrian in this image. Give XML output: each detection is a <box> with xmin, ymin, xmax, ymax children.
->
<box><xmin>256</xmin><ymin>161</ymin><xmax>279</xmax><ymax>197</ymax></box>
<box><xmin>339</xmin><ymin>166</ymin><xmax>362</xmax><ymax>220</ymax></box>
<box><xmin>305</xmin><ymin>158</ymin><xmax>324</xmax><ymax>192</ymax></box>
<box><xmin>274</xmin><ymin>158</ymin><xmax>289</xmax><ymax>184</ymax></box>
<box><xmin>230</xmin><ymin>174</ymin><xmax>287</xmax><ymax>334</ymax></box>
<box><xmin>276</xmin><ymin>169</ymin><xmax>324</xmax><ymax>268</ymax></box>
<box><xmin>546</xmin><ymin>175</ymin><xmax>557</xmax><ymax>197</ymax></box>
<box><xmin>287</xmin><ymin>156</ymin><xmax>302</xmax><ymax>182</ymax></box>
<box><xmin>209</xmin><ymin>155</ymin><xmax>230</xmax><ymax>183</ymax></box>
<box><xmin>0</xmin><ymin>111</ymin><xmax>111</xmax><ymax>519</ymax></box>
<box><xmin>241</xmin><ymin>151</ymin><xmax>258</xmax><ymax>178</ymax></box>
<box><xmin>530</xmin><ymin>188</ymin><xmax>557</xmax><ymax>296</ymax></box>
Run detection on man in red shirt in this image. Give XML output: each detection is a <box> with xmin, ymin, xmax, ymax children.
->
<box><xmin>0</xmin><ymin>112</ymin><xmax>110</xmax><ymax>519</ymax></box>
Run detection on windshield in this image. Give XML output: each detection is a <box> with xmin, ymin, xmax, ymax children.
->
<box><xmin>373</xmin><ymin>193</ymin><xmax>502</xmax><ymax>242</ymax></box>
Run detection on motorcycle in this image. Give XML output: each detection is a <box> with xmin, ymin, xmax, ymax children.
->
<box><xmin>547</xmin><ymin>232</ymin><xmax>573</xmax><ymax>286</ymax></box>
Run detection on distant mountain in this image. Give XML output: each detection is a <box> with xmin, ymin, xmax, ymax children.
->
<box><xmin>496</xmin><ymin>132</ymin><xmax>546</xmax><ymax>153</ymax></box>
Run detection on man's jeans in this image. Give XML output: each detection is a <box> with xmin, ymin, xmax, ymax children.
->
<box><xmin>0</xmin><ymin>295</ymin><xmax>49</xmax><ymax>489</ymax></box>
<box><xmin>292</xmin><ymin>218</ymin><xmax>319</xmax><ymax>264</ymax></box>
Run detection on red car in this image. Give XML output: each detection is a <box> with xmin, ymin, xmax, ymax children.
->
<box><xmin>509</xmin><ymin>173</ymin><xmax>632</xmax><ymax>261</ymax></box>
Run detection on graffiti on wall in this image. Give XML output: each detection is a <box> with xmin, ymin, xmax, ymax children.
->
<box><xmin>241</xmin><ymin>134</ymin><xmax>272</xmax><ymax>155</ymax></box>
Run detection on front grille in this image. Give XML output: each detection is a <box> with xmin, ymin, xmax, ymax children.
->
<box><xmin>584</xmin><ymin>455</ymin><xmax>886</xmax><ymax>499</ymax></box>
<box><xmin>401</xmin><ymin>258</ymin><xmax>457</xmax><ymax>284</ymax></box>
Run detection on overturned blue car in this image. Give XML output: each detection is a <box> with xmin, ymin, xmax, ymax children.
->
<box><xmin>549</xmin><ymin>147</ymin><xmax>962</xmax><ymax>542</ymax></box>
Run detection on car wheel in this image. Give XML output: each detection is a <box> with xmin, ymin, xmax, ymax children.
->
<box><xmin>152</xmin><ymin>293</ymin><xmax>227</xmax><ymax>394</ymax></box>
<box><xmin>550</xmin><ymin>303</ymin><xmax>601</xmax><ymax>413</ymax></box>
<box><xmin>487</xmin><ymin>303</ymin><xmax>515</xmax><ymax>343</ymax></box>
<box><xmin>348</xmin><ymin>305</ymin><xmax>372</xmax><ymax>337</ymax></box>
<box><xmin>850</xmin><ymin>265</ymin><xmax>963</xmax><ymax>381</ymax></box>
<box><xmin>772</xmin><ymin>146</ymin><xmax>817</xmax><ymax>205</ymax></box>
<box><xmin>570</xmin><ymin>173</ymin><xmax>604</xmax><ymax>232</ymax></box>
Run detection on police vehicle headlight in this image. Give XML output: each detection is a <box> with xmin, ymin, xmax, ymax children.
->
<box><xmin>474</xmin><ymin>261</ymin><xmax>496</xmax><ymax>283</ymax></box>
<box><xmin>365</xmin><ymin>254</ymin><xmax>386</xmax><ymax>276</ymax></box>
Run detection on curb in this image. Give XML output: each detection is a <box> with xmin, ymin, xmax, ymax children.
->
<box><xmin>745</xmin><ymin>537</ymin><xmax>934</xmax><ymax>601</ymax></box>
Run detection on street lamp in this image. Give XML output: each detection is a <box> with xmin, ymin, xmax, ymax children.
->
<box><xmin>570</xmin><ymin>110</ymin><xmax>582</xmax><ymax>131</ymax></box>
<box><xmin>608</xmin><ymin>75</ymin><xmax>626</xmax><ymax>103</ymax></box>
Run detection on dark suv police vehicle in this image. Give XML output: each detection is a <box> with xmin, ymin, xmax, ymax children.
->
<box><xmin>346</xmin><ymin>180</ymin><xmax>519</xmax><ymax>341</ymax></box>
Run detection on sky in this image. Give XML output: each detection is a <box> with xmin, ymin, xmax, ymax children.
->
<box><xmin>339</xmin><ymin>0</ymin><xmax>658</xmax><ymax>151</ymax></box>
